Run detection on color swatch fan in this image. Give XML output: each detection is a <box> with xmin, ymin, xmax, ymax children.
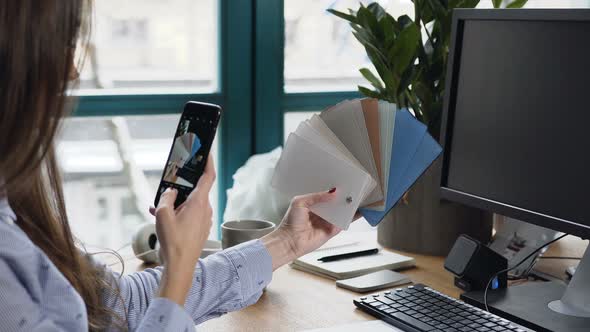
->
<box><xmin>271</xmin><ymin>98</ymin><xmax>442</xmax><ymax>229</ymax></box>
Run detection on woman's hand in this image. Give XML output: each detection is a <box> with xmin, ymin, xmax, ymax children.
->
<box><xmin>261</xmin><ymin>189</ymin><xmax>347</xmax><ymax>270</ymax></box>
<box><xmin>151</xmin><ymin>155</ymin><xmax>216</xmax><ymax>306</ymax></box>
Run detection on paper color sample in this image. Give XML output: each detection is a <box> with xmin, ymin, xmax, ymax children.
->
<box><xmin>320</xmin><ymin>100</ymin><xmax>384</xmax><ymax>206</ymax></box>
<box><xmin>272</xmin><ymin>98</ymin><xmax>442</xmax><ymax>229</ymax></box>
<box><xmin>271</xmin><ymin>133</ymin><xmax>375</xmax><ymax>229</ymax></box>
<box><xmin>361</xmin><ymin>109</ymin><xmax>442</xmax><ymax>226</ymax></box>
<box><xmin>361</xmin><ymin>98</ymin><xmax>384</xmax><ymax>208</ymax></box>
<box><xmin>365</xmin><ymin>100</ymin><xmax>397</xmax><ymax>211</ymax></box>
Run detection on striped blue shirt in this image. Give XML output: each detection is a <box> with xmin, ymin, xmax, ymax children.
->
<box><xmin>0</xmin><ymin>197</ymin><xmax>272</xmax><ymax>331</ymax></box>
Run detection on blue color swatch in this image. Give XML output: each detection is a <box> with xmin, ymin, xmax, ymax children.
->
<box><xmin>360</xmin><ymin>109</ymin><xmax>442</xmax><ymax>226</ymax></box>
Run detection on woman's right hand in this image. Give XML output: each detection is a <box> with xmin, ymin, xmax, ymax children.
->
<box><xmin>151</xmin><ymin>154</ymin><xmax>216</xmax><ymax>306</ymax></box>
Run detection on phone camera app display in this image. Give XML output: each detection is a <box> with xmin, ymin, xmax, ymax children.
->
<box><xmin>162</xmin><ymin>115</ymin><xmax>211</xmax><ymax>188</ymax></box>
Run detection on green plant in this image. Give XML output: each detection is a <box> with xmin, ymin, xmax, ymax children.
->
<box><xmin>329</xmin><ymin>0</ymin><xmax>527</xmax><ymax>139</ymax></box>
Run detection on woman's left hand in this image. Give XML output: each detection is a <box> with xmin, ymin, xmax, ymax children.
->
<box><xmin>261</xmin><ymin>189</ymin><xmax>354</xmax><ymax>270</ymax></box>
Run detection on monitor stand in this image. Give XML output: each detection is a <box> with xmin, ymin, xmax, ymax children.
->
<box><xmin>460</xmin><ymin>243</ymin><xmax>590</xmax><ymax>332</ymax></box>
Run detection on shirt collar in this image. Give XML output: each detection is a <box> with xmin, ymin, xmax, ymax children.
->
<box><xmin>0</xmin><ymin>194</ymin><xmax>16</xmax><ymax>225</ymax></box>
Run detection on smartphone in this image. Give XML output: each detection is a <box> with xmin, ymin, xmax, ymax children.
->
<box><xmin>155</xmin><ymin>101</ymin><xmax>221</xmax><ymax>208</ymax></box>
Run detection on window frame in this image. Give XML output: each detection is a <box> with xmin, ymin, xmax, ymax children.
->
<box><xmin>253</xmin><ymin>0</ymin><xmax>361</xmax><ymax>154</ymax></box>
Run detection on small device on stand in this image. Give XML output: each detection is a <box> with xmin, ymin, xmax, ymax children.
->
<box><xmin>444</xmin><ymin>235</ymin><xmax>508</xmax><ymax>292</ymax></box>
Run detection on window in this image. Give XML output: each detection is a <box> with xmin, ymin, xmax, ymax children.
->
<box><xmin>59</xmin><ymin>115</ymin><xmax>219</xmax><ymax>249</ymax></box>
<box><xmin>283</xmin><ymin>112</ymin><xmax>317</xmax><ymax>142</ymax></box>
<box><xmin>284</xmin><ymin>0</ymin><xmax>413</xmax><ymax>92</ymax></box>
<box><xmin>78</xmin><ymin>0</ymin><xmax>218</xmax><ymax>94</ymax></box>
<box><xmin>66</xmin><ymin>0</ymin><xmax>222</xmax><ymax>250</ymax></box>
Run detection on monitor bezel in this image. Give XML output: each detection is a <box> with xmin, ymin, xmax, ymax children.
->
<box><xmin>440</xmin><ymin>9</ymin><xmax>590</xmax><ymax>238</ymax></box>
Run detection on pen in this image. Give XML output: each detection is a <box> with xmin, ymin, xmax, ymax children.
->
<box><xmin>317</xmin><ymin>248</ymin><xmax>379</xmax><ymax>262</ymax></box>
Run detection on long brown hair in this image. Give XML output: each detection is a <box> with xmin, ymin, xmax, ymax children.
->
<box><xmin>0</xmin><ymin>1</ymin><xmax>124</xmax><ymax>330</ymax></box>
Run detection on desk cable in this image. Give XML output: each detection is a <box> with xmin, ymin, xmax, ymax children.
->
<box><xmin>484</xmin><ymin>233</ymin><xmax>569</xmax><ymax>312</ymax></box>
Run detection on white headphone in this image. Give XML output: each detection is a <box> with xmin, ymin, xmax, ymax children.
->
<box><xmin>131</xmin><ymin>223</ymin><xmax>160</xmax><ymax>264</ymax></box>
<box><xmin>131</xmin><ymin>223</ymin><xmax>222</xmax><ymax>264</ymax></box>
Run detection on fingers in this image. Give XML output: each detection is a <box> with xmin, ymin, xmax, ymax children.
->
<box><xmin>155</xmin><ymin>188</ymin><xmax>177</xmax><ymax>222</ymax></box>
<box><xmin>193</xmin><ymin>154</ymin><xmax>216</xmax><ymax>198</ymax></box>
<box><xmin>310</xmin><ymin>212</ymin><xmax>343</xmax><ymax>237</ymax></box>
<box><xmin>292</xmin><ymin>188</ymin><xmax>336</xmax><ymax>208</ymax></box>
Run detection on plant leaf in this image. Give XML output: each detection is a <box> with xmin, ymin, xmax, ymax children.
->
<box><xmin>367</xmin><ymin>2</ymin><xmax>387</xmax><ymax>20</ymax></box>
<box><xmin>381</xmin><ymin>14</ymin><xmax>397</xmax><ymax>49</ymax></box>
<box><xmin>398</xmin><ymin>65</ymin><xmax>417</xmax><ymax>94</ymax></box>
<box><xmin>360</xmin><ymin>68</ymin><xmax>385</xmax><ymax>91</ymax></box>
<box><xmin>388</xmin><ymin>22</ymin><xmax>420</xmax><ymax>75</ymax></box>
<box><xmin>357</xmin><ymin>6</ymin><xmax>379</xmax><ymax>32</ymax></box>
<box><xmin>358</xmin><ymin>86</ymin><xmax>382</xmax><ymax>99</ymax></box>
<box><xmin>507</xmin><ymin>0</ymin><xmax>528</xmax><ymax>8</ymax></box>
<box><xmin>326</xmin><ymin>9</ymin><xmax>357</xmax><ymax>23</ymax></box>
<box><xmin>450</xmin><ymin>0</ymin><xmax>480</xmax><ymax>8</ymax></box>
<box><xmin>417</xmin><ymin>0</ymin><xmax>435</xmax><ymax>24</ymax></box>
<box><xmin>352</xmin><ymin>31</ymin><xmax>387</xmax><ymax>63</ymax></box>
<box><xmin>398</xmin><ymin>15</ymin><xmax>413</xmax><ymax>29</ymax></box>
<box><xmin>427</xmin><ymin>0</ymin><xmax>448</xmax><ymax>21</ymax></box>
<box><xmin>382</xmin><ymin>69</ymin><xmax>400</xmax><ymax>97</ymax></box>
<box><xmin>492</xmin><ymin>0</ymin><xmax>502</xmax><ymax>8</ymax></box>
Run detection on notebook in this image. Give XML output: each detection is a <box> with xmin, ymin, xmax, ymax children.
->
<box><xmin>291</xmin><ymin>242</ymin><xmax>415</xmax><ymax>280</ymax></box>
<box><xmin>272</xmin><ymin>98</ymin><xmax>442</xmax><ymax>229</ymax></box>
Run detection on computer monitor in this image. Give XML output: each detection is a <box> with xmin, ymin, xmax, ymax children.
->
<box><xmin>440</xmin><ymin>9</ymin><xmax>590</xmax><ymax>331</ymax></box>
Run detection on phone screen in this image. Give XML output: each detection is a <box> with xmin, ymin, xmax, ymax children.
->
<box><xmin>156</xmin><ymin>102</ymin><xmax>220</xmax><ymax>207</ymax></box>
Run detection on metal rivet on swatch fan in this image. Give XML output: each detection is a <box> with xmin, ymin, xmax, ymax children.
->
<box><xmin>346</xmin><ymin>196</ymin><xmax>353</xmax><ymax>204</ymax></box>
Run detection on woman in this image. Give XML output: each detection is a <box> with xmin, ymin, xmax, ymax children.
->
<box><xmin>0</xmin><ymin>1</ymin><xmax>344</xmax><ymax>331</ymax></box>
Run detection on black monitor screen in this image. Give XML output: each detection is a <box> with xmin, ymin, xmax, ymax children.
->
<box><xmin>444</xmin><ymin>18</ymin><xmax>590</xmax><ymax>234</ymax></box>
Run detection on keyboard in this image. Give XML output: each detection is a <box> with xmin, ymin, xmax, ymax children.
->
<box><xmin>354</xmin><ymin>284</ymin><xmax>533</xmax><ymax>332</ymax></box>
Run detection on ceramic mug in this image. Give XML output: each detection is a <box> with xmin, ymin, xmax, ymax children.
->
<box><xmin>221</xmin><ymin>219</ymin><xmax>276</xmax><ymax>249</ymax></box>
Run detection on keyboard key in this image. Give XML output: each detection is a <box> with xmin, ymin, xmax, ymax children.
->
<box><xmin>386</xmin><ymin>294</ymin><xmax>403</xmax><ymax>301</ymax></box>
<box><xmin>384</xmin><ymin>308</ymin><xmax>397</xmax><ymax>314</ymax></box>
<box><xmin>378</xmin><ymin>297</ymin><xmax>394</xmax><ymax>305</ymax></box>
<box><xmin>391</xmin><ymin>312</ymin><xmax>435</xmax><ymax>331</ymax></box>
<box><xmin>376</xmin><ymin>304</ymin><xmax>390</xmax><ymax>311</ymax></box>
<box><xmin>366</xmin><ymin>301</ymin><xmax>381</xmax><ymax>308</ymax></box>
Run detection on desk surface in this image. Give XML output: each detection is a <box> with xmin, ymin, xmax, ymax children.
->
<box><xmin>189</xmin><ymin>232</ymin><xmax>586</xmax><ymax>332</ymax></box>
